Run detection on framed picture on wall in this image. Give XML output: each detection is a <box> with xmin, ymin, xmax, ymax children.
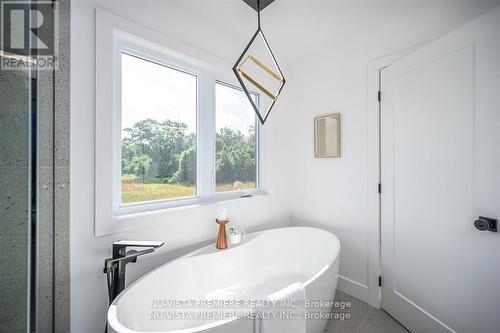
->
<box><xmin>314</xmin><ymin>113</ymin><xmax>341</xmax><ymax>158</ymax></box>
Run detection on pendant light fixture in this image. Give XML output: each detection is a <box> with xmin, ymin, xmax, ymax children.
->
<box><xmin>233</xmin><ymin>0</ymin><xmax>285</xmax><ymax>125</ymax></box>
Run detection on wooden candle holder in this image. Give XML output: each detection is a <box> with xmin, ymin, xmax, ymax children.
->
<box><xmin>215</xmin><ymin>219</ymin><xmax>230</xmax><ymax>249</ymax></box>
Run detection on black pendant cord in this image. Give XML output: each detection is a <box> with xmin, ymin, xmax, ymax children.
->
<box><xmin>257</xmin><ymin>0</ymin><xmax>261</xmax><ymax>29</ymax></box>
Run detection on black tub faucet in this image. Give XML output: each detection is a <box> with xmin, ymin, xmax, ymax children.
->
<box><xmin>103</xmin><ymin>240</ymin><xmax>164</xmax><ymax>303</ymax></box>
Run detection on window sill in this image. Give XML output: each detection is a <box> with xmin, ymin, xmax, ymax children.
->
<box><xmin>113</xmin><ymin>190</ymin><xmax>267</xmax><ymax>221</ymax></box>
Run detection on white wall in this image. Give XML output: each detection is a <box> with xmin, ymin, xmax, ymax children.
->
<box><xmin>286</xmin><ymin>0</ymin><xmax>500</xmax><ymax>303</ymax></box>
<box><xmin>70</xmin><ymin>1</ymin><xmax>294</xmax><ymax>332</ymax></box>
<box><xmin>71</xmin><ymin>0</ymin><xmax>500</xmax><ymax>332</ymax></box>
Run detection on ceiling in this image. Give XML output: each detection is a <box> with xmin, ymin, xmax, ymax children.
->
<box><xmin>100</xmin><ymin>0</ymin><xmax>500</xmax><ymax>68</ymax></box>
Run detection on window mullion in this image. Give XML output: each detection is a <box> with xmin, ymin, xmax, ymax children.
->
<box><xmin>198</xmin><ymin>73</ymin><xmax>216</xmax><ymax>199</ymax></box>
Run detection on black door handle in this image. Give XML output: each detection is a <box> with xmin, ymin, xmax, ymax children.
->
<box><xmin>474</xmin><ymin>216</ymin><xmax>497</xmax><ymax>232</ymax></box>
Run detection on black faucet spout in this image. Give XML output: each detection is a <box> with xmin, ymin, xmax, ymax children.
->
<box><xmin>104</xmin><ymin>240</ymin><xmax>164</xmax><ymax>307</ymax></box>
<box><xmin>103</xmin><ymin>248</ymin><xmax>155</xmax><ymax>272</ymax></box>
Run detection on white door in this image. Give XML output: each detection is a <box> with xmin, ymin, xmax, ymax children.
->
<box><xmin>380</xmin><ymin>7</ymin><xmax>500</xmax><ymax>333</ymax></box>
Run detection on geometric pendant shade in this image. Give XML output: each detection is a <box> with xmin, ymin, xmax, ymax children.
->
<box><xmin>233</xmin><ymin>0</ymin><xmax>286</xmax><ymax>125</ymax></box>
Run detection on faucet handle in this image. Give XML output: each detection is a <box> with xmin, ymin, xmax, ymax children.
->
<box><xmin>112</xmin><ymin>240</ymin><xmax>164</xmax><ymax>257</ymax></box>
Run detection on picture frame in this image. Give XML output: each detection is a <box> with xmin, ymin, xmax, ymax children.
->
<box><xmin>314</xmin><ymin>113</ymin><xmax>341</xmax><ymax>158</ymax></box>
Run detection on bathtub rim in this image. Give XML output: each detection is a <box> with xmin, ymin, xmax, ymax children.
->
<box><xmin>107</xmin><ymin>226</ymin><xmax>341</xmax><ymax>333</ymax></box>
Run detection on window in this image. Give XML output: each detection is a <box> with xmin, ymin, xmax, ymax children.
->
<box><xmin>95</xmin><ymin>13</ymin><xmax>267</xmax><ymax>236</ymax></box>
<box><xmin>95</xmin><ymin>27</ymin><xmax>264</xmax><ymax>231</ymax></box>
<box><xmin>215</xmin><ymin>82</ymin><xmax>258</xmax><ymax>193</ymax></box>
<box><xmin>120</xmin><ymin>53</ymin><xmax>197</xmax><ymax>204</ymax></box>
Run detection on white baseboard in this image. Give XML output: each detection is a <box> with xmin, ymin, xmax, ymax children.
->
<box><xmin>337</xmin><ymin>275</ymin><xmax>369</xmax><ymax>303</ymax></box>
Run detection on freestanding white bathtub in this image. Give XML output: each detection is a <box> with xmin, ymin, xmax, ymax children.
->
<box><xmin>108</xmin><ymin>227</ymin><xmax>340</xmax><ymax>333</ymax></box>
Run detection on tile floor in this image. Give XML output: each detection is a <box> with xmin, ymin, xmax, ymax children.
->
<box><xmin>324</xmin><ymin>290</ymin><xmax>410</xmax><ymax>333</ymax></box>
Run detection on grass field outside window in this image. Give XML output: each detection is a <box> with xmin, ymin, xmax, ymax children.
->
<box><xmin>121</xmin><ymin>177</ymin><xmax>256</xmax><ymax>204</ymax></box>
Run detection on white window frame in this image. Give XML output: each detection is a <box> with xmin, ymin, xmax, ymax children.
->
<box><xmin>95</xmin><ymin>9</ymin><xmax>264</xmax><ymax>236</ymax></box>
<box><xmin>115</xmin><ymin>36</ymin><xmax>264</xmax><ymax>215</ymax></box>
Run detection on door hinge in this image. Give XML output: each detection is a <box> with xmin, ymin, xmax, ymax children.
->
<box><xmin>379</xmin><ymin>276</ymin><xmax>382</xmax><ymax>287</ymax></box>
<box><xmin>378</xmin><ymin>183</ymin><xmax>382</xmax><ymax>194</ymax></box>
<box><xmin>377</xmin><ymin>91</ymin><xmax>381</xmax><ymax>102</ymax></box>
